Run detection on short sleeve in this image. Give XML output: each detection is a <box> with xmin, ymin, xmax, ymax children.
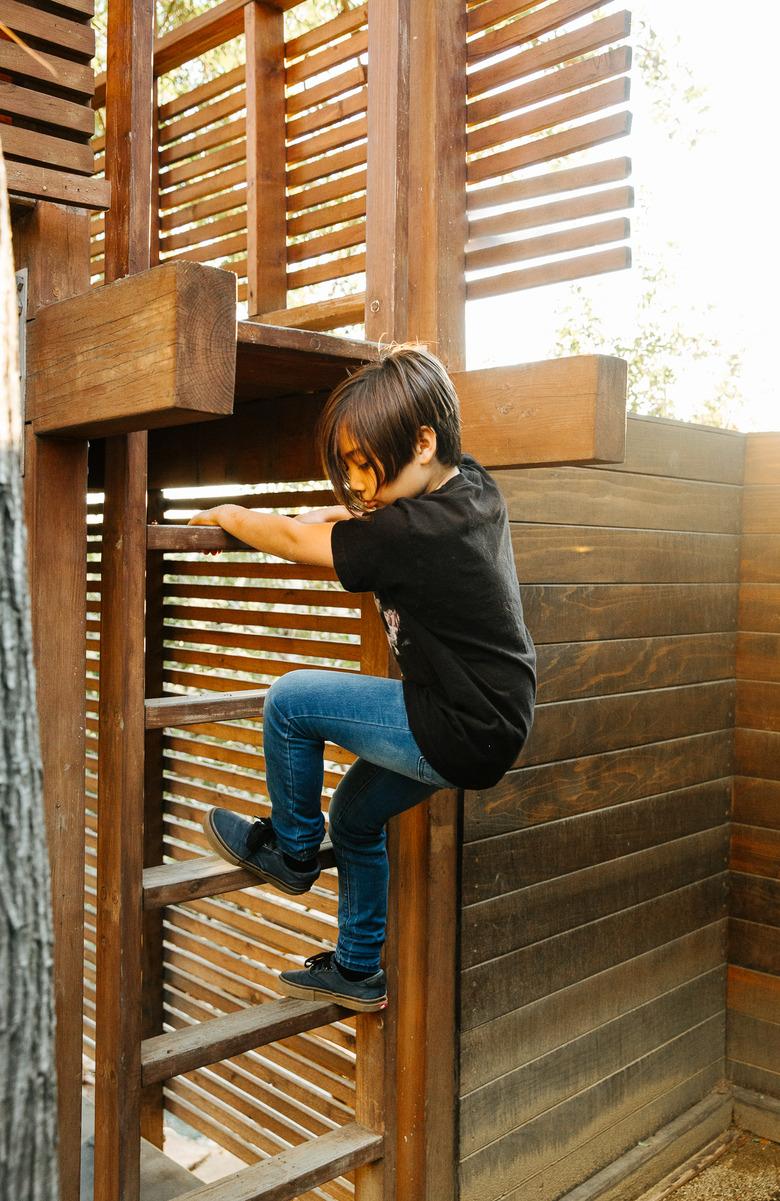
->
<box><xmin>331</xmin><ymin>504</ymin><xmax>407</xmax><ymax>594</ymax></box>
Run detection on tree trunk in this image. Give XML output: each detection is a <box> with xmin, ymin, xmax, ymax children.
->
<box><xmin>0</xmin><ymin>149</ymin><xmax>60</xmax><ymax>1201</ymax></box>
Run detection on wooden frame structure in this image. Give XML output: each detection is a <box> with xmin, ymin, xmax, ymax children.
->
<box><xmin>8</xmin><ymin>2</ymin><xmax>778</xmax><ymax>1201</ymax></box>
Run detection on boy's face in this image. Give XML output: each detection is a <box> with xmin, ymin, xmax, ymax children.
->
<box><xmin>338</xmin><ymin>426</ymin><xmax>443</xmax><ymax>510</ymax></box>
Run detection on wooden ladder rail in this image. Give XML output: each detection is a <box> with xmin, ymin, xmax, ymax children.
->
<box><xmin>93</xmin><ymin>510</ymin><xmax>388</xmax><ymax>1200</ymax></box>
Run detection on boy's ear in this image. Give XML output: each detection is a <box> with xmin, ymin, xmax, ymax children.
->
<box><xmin>416</xmin><ymin>425</ymin><xmax>438</xmax><ymax>461</ymax></box>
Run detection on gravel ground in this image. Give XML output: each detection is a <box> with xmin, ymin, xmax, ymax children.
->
<box><xmin>663</xmin><ymin>1133</ymin><xmax>780</xmax><ymax>1201</ymax></box>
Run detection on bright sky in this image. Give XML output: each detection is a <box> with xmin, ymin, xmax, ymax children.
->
<box><xmin>466</xmin><ymin>1</ymin><xmax>780</xmax><ymax>433</ymax></box>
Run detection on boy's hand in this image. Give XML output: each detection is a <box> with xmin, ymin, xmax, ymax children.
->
<box><xmin>188</xmin><ymin>505</ymin><xmax>230</xmax><ymax>527</ymax></box>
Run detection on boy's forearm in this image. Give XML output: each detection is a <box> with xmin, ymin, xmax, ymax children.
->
<box><xmin>294</xmin><ymin>505</ymin><xmax>352</xmax><ymax>524</ymax></box>
<box><xmin>190</xmin><ymin>504</ymin><xmax>335</xmax><ymax>566</ymax></box>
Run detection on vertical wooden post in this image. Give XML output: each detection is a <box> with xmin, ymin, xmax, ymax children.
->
<box><xmin>141</xmin><ymin>489</ymin><xmax>166</xmax><ymax>1147</ymax></box>
<box><xmin>96</xmin><ymin>1</ymin><xmax>154</xmax><ymax>1195</ymax></box>
<box><xmin>364</xmin><ymin>3</ymin><xmax>467</xmax><ymax>1198</ymax></box>
<box><xmin>151</xmin><ymin>79</ymin><xmax>161</xmax><ymax>267</ymax></box>
<box><xmin>94</xmin><ymin>433</ymin><xmax>148</xmax><ymax>1201</ymax></box>
<box><xmin>245</xmin><ymin>0</ymin><xmax>287</xmax><ymax>319</ymax></box>
<box><xmin>16</xmin><ymin>200</ymin><xmax>91</xmax><ymax>1201</ymax></box>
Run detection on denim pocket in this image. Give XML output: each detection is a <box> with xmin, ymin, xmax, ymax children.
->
<box><xmin>417</xmin><ymin>755</ymin><xmax>455</xmax><ymax>789</ymax></box>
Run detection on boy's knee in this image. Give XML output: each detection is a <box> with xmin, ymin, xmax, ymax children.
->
<box><xmin>265</xmin><ymin>669</ymin><xmax>315</xmax><ymax>720</ymax></box>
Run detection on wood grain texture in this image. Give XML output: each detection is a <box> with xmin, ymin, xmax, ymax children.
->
<box><xmin>729</xmin><ymin>917</ymin><xmax>780</xmax><ymax>976</ymax></box>
<box><xmin>732</xmin><ymin>775</ymin><xmax>780</xmax><ymax>829</ymax></box>
<box><xmin>741</xmin><ymin>535</ymin><xmax>780</xmax><ymax>583</ymax></box>
<box><xmin>735</xmin><ymin>729</ymin><xmax>780</xmax><ymax>781</ymax></box>
<box><xmin>4</xmin><ymin>159</ymin><xmax>110</xmax><ymax>209</ymax></box>
<box><xmin>143</xmin><ymin>844</ymin><xmax>337</xmax><ymax>908</ymax></box>
<box><xmin>93</xmin><ymin>432</ymin><xmax>148</xmax><ymax>1201</ymax></box>
<box><xmin>461</xmin><ymin>969</ymin><xmax>725</xmax><ymax>1158</ymax></box>
<box><xmin>524</xmin><ymin>582</ymin><xmax>739</xmax><ymax>644</ymax></box>
<box><xmin>460</xmin><ymin>923</ymin><xmax>725</xmax><ymax>1095</ymax></box>
<box><xmin>513</xmin><ymin>525</ymin><xmax>739</xmax><ymax>584</ymax></box>
<box><xmin>518</xmin><ymin>681</ymin><xmax>735</xmax><ymax>769</ymax></box>
<box><xmin>461</xmin><ymin>876</ymin><xmax>727</xmax><ymax>1032</ymax></box>
<box><xmin>462</xmin><ymin>825</ymin><xmax>728</xmax><ymax>966</ymax></box>
<box><xmin>727</xmin><ymin>964</ymin><xmax>780</xmax><ymax>1024</ymax></box>
<box><xmin>536</xmin><ymin>633</ymin><xmax>736</xmax><ymax>704</ymax></box>
<box><xmin>18</xmin><ymin>201</ymin><xmax>90</xmax><ymax>1201</ymax></box>
<box><xmin>459</xmin><ymin>1017</ymin><xmax>724</xmax><ymax>1201</ymax></box>
<box><xmin>160</xmin><ymin>1123</ymin><xmax>382</xmax><ymax>1201</ymax></box>
<box><xmin>595</xmin><ymin>413</ymin><xmax>745</xmax><ymax>484</ymax></box>
<box><xmin>496</xmin><ymin>464</ymin><xmax>741</xmax><ymax>533</ymax></box>
<box><xmin>730</xmin><ymin>872</ymin><xmax>780</xmax><ymax>927</ymax></box>
<box><xmin>27</xmin><ymin>261</ymin><xmax>236</xmax><ymax>436</ymax></box>
<box><xmin>455</xmin><ymin>355</ymin><xmax>626</xmax><ymax>467</ymax></box>
<box><xmin>745</xmin><ymin>433</ymin><xmax>780</xmax><ymax>485</ymax></box>
<box><xmin>463</xmin><ymin>780</ymin><xmax>729</xmax><ymax>902</ymax></box>
<box><xmin>737</xmin><ymin>631</ymin><xmax>780</xmax><ymax>680</ymax></box>
<box><xmin>244</xmin><ymin>2</ymin><xmax>286</xmax><ymax>318</ymax></box>
<box><xmin>464</xmin><ymin>732</ymin><xmax>733</xmax><ymax>840</ymax></box>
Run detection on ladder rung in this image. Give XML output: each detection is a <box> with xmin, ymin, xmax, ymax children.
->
<box><xmin>148</xmin><ymin>524</ymin><xmax>247</xmax><ymax>551</ymax></box>
<box><xmin>145</xmin><ymin>689</ymin><xmax>267</xmax><ymax>728</ymax></box>
<box><xmin>142</xmin><ymin>995</ymin><xmax>348</xmax><ymax>1086</ymax></box>
<box><xmin>143</xmin><ymin>841</ymin><xmax>337</xmax><ymax>909</ymax></box>
<box><xmin>168</xmin><ymin>1122</ymin><xmax>383</xmax><ymax>1201</ymax></box>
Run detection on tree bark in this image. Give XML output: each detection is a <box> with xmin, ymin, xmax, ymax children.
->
<box><xmin>0</xmin><ymin>149</ymin><xmax>60</xmax><ymax>1201</ymax></box>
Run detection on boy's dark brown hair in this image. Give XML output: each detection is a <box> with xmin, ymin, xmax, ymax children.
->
<box><xmin>316</xmin><ymin>343</ymin><xmax>462</xmax><ymax>513</ymax></box>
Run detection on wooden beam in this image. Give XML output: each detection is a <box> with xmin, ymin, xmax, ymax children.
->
<box><xmin>455</xmin><ymin>355</ymin><xmax>627</xmax><ymax>467</ymax></box>
<box><xmin>244</xmin><ymin>1</ymin><xmax>286</xmax><ymax>318</ymax></box>
<box><xmin>94</xmin><ymin>432</ymin><xmax>147</xmax><ymax>1201</ymax></box>
<box><xmin>103</xmin><ymin>0</ymin><xmax>154</xmax><ymax>279</ymax></box>
<box><xmin>16</xmin><ymin>201</ymin><xmax>90</xmax><ymax>1201</ymax></box>
<box><xmin>26</xmin><ymin>261</ymin><xmax>237</xmax><ymax>437</ymax></box>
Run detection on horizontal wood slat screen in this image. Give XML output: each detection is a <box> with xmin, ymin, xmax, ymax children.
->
<box><xmin>466</xmin><ymin>1</ymin><xmax>632</xmax><ymax>301</ymax></box>
<box><xmin>458</xmin><ymin>413</ymin><xmax>741</xmax><ymax>1200</ymax></box>
<box><xmin>90</xmin><ymin>2</ymin><xmax>368</xmax><ymax>327</ymax></box>
<box><xmin>84</xmin><ymin>482</ymin><xmax>362</xmax><ymax>1198</ymax></box>
<box><xmin>88</xmin><ymin>0</ymin><xmax>632</xmax><ymax>319</ymax></box>
<box><xmin>728</xmin><ymin>432</ymin><xmax>780</xmax><ymax>1108</ymax></box>
<box><xmin>0</xmin><ymin>0</ymin><xmax>109</xmax><ymax>208</ymax></box>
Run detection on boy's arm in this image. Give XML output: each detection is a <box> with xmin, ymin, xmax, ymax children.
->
<box><xmin>188</xmin><ymin>504</ymin><xmax>336</xmax><ymax>567</ymax></box>
<box><xmin>291</xmin><ymin>505</ymin><xmax>353</xmax><ymax>524</ymax></box>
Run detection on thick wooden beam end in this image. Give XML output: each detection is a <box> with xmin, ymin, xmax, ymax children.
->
<box><xmin>455</xmin><ymin>354</ymin><xmax>627</xmax><ymax>468</ymax></box>
<box><xmin>27</xmin><ymin>261</ymin><xmax>237</xmax><ymax>437</ymax></box>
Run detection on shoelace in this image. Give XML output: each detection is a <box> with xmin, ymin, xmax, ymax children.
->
<box><xmin>246</xmin><ymin>817</ymin><xmax>276</xmax><ymax>854</ymax></box>
<box><xmin>304</xmin><ymin>950</ymin><xmax>336</xmax><ymax>971</ymax></box>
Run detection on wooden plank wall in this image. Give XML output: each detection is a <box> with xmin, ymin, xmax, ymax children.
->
<box><xmin>84</xmin><ymin>480</ymin><xmax>367</xmax><ymax>1201</ymax></box>
<box><xmin>458</xmin><ymin>413</ymin><xmax>743</xmax><ymax>1201</ymax></box>
<box><xmin>729</xmin><ymin>433</ymin><xmax>780</xmax><ymax>1106</ymax></box>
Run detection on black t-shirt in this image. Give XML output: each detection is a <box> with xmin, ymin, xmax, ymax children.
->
<box><xmin>330</xmin><ymin>453</ymin><xmax>536</xmax><ymax>789</ymax></box>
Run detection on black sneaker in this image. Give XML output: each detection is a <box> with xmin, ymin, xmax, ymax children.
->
<box><xmin>278</xmin><ymin>951</ymin><xmax>388</xmax><ymax>1013</ymax></box>
<box><xmin>203</xmin><ymin>809</ymin><xmax>320</xmax><ymax>896</ymax></box>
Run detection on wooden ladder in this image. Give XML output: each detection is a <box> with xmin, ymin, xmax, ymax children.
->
<box><xmin>93</xmin><ymin>432</ymin><xmax>387</xmax><ymax>1201</ymax></box>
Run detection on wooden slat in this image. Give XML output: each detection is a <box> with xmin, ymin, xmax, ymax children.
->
<box><xmin>0</xmin><ymin>39</ymin><xmax>94</xmax><ymax>96</ymax></box>
<box><xmin>145</xmin><ymin>689</ymin><xmax>267</xmax><ymax>729</ymax></box>
<box><xmin>741</xmin><ymin>535</ymin><xmax>780</xmax><ymax>584</ymax></box>
<box><xmin>287</xmin><ymin>143</ymin><xmax>366</xmax><ymax>191</ymax></box>
<box><xmin>467</xmin><ymin>216</ymin><xmax>629</xmax><ymax>274</ymax></box>
<box><xmin>467</xmin><ymin>245</ymin><xmax>630</xmax><ymax>302</ymax></box>
<box><xmin>165</xmin><ymin>1122</ymin><xmax>382</xmax><ymax>1201</ymax></box>
<box><xmin>468</xmin><ymin>155</ymin><xmax>630</xmax><ymax>216</ymax></box>
<box><xmin>159</xmin><ymin>139</ymin><xmax>246</xmax><ymax>190</ymax></box>
<box><xmin>732</xmin><ymin>775</ymin><xmax>780</xmax><ymax>829</ymax></box>
<box><xmin>160</xmin><ymin>209</ymin><xmax>246</xmax><ymax>256</ymax></box>
<box><xmin>0</xmin><ymin>123</ymin><xmax>94</xmax><ymax>174</ymax></box>
<box><xmin>463</xmin><ymin>779</ymin><xmax>729</xmax><ymax>905</ymax></box>
<box><xmin>0</xmin><ymin>0</ymin><xmax>94</xmax><ymax>55</ymax></box>
<box><xmin>287</xmin><ymin>86</ymin><xmax>366</xmax><ymax>143</ymax></box>
<box><xmin>0</xmin><ymin>78</ymin><xmax>94</xmax><ymax>135</ymax></box>
<box><xmin>159</xmin><ymin>186</ymin><xmax>247</xmax><ymax>235</ymax></box>
<box><xmin>159</xmin><ymin>66</ymin><xmax>246</xmax><ymax>125</ymax></box>
<box><xmin>468</xmin><ymin>0</ymin><xmax>610</xmax><ymax>67</ymax></box>
<box><xmin>468</xmin><ymin>76</ymin><xmax>629</xmax><ymax>162</ymax></box>
<box><xmin>286</xmin><ymin>29</ymin><xmax>368</xmax><ymax>90</ymax></box>
<box><xmin>160</xmin><ymin>87</ymin><xmax>246</xmax><ymax>148</ymax></box>
<box><xmin>144</xmin><ymin>843</ymin><xmax>337</xmax><ymax>909</ymax></box>
<box><xmin>287</xmin><ymin>114</ymin><xmax>368</xmax><ymax>168</ymax></box>
<box><xmin>4</xmin><ymin>159</ymin><xmax>110</xmax><ymax>208</ymax></box>
<box><xmin>288</xmin><ymin>250</ymin><xmax>365</xmax><ymax>290</ymax></box>
<box><xmin>468</xmin><ymin>44</ymin><xmax>631</xmax><ymax>131</ymax></box>
<box><xmin>159</xmin><ymin>116</ymin><xmax>244</xmax><ymax>169</ymax></box>
<box><xmin>466</xmin><ymin>10</ymin><xmax>631</xmax><ymax>101</ymax></box>
<box><xmin>463</xmin><ymin>825</ymin><xmax>728</xmax><ymax>969</ymax></box>
<box><xmin>286</xmin><ymin>168</ymin><xmax>367</xmax><ymax>217</ymax></box>
<box><xmin>285</xmin><ymin>4</ymin><xmax>367</xmax><ymax>61</ymax></box>
<box><xmin>535</xmin><ymin>632</ymin><xmax>735</xmax><ymax>705</ymax></box>
<box><xmin>745</xmin><ymin>434</ymin><xmax>780</xmax><ymax>485</ymax></box>
<box><xmin>259</xmin><ymin>294</ymin><xmax>365</xmax><ymax>332</ymax></box>
<box><xmin>288</xmin><ymin>194</ymin><xmax>365</xmax><ymax>239</ymax></box>
<box><xmin>469</xmin><ymin>186</ymin><xmax>633</xmax><ymax>244</ymax></box>
<box><xmin>468</xmin><ymin>111</ymin><xmax>632</xmax><ymax>185</ymax></box>
<box><xmin>737</xmin><ymin>680</ymin><xmax>780</xmax><ymax>732</ymax></box>
<box><xmin>461</xmin><ymin>923</ymin><xmax>724</xmax><ymax>1094</ymax></box>
<box><xmin>287</xmin><ymin>218</ymin><xmax>365</xmax><ymax>262</ymax></box>
<box><xmin>743</xmin><ymin>486</ymin><xmax>780</xmax><ymax>534</ymax></box>
<box><xmin>142</xmin><ymin>996</ymin><xmax>347</xmax><ymax>1085</ymax></box>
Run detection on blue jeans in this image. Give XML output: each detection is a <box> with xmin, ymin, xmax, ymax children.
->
<box><xmin>262</xmin><ymin>669</ymin><xmax>454</xmax><ymax>971</ymax></box>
